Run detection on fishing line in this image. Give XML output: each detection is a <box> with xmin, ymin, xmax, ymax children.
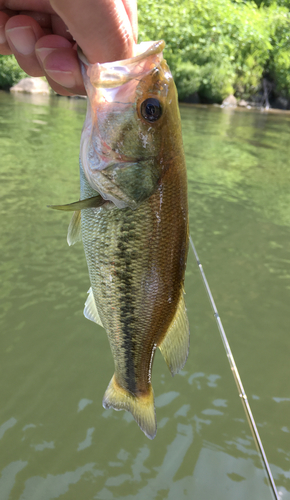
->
<box><xmin>189</xmin><ymin>236</ymin><xmax>279</xmax><ymax>500</ymax></box>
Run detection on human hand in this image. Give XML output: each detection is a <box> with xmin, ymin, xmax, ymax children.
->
<box><xmin>0</xmin><ymin>0</ymin><xmax>137</xmax><ymax>96</ymax></box>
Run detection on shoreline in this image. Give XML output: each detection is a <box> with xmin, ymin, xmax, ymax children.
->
<box><xmin>179</xmin><ymin>101</ymin><xmax>290</xmax><ymax>115</ymax></box>
<box><xmin>3</xmin><ymin>87</ymin><xmax>290</xmax><ymax>115</ymax></box>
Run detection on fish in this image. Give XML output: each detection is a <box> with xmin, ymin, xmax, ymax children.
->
<box><xmin>51</xmin><ymin>40</ymin><xmax>189</xmax><ymax>439</ymax></box>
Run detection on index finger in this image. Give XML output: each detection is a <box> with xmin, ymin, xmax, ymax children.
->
<box><xmin>0</xmin><ymin>0</ymin><xmax>55</xmax><ymax>13</ymax></box>
<box><xmin>50</xmin><ymin>0</ymin><xmax>137</xmax><ymax>64</ymax></box>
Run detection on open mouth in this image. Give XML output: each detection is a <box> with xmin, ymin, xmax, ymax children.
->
<box><xmin>78</xmin><ymin>40</ymin><xmax>165</xmax><ymax>89</ymax></box>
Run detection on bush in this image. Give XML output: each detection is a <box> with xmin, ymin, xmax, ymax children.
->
<box><xmin>0</xmin><ymin>55</ymin><xmax>27</xmax><ymax>89</ymax></box>
<box><xmin>1</xmin><ymin>1</ymin><xmax>290</xmax><ymax>103</ymax></box>
<box><xmin>266</xmin><ymin>5</ymin><xmax>290</xmax><ymax>96</ymax></box>
<box><xmin>138</xmin><ymin>0</ymin><xmax>290</xmax><ymax>101</ymax></box>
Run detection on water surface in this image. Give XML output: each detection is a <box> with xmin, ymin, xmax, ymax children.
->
<box><xmin>0</xmin><ymin>92</ymin><xmax>289</xmax><ymax>500</ymax></box>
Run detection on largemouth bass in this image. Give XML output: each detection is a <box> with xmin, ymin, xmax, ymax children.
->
<box><xmin>52</xmin><ymin>41</ymin><xmax>189</xmax><ymax>439</ymax></box>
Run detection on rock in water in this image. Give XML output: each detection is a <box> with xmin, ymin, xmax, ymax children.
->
<box><xmin>222</xmin><ymin>94</ymin><xmax>237</xmax><ymax>107</ymax></box>
<box><xmin>10</xmin><ymin>77</ymin><xmax>50</xmax><ymax>94</ymax></box>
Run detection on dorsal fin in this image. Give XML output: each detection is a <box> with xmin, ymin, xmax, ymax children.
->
<box><xmin>67</xmin><ymin>211</ymin><xmax>82</xmax><ymax>246</ymax></box>
<box><xmin>158</xmin><ymin>291</ymin><xmax>190</xmax><ymax>376</ymax></box>
<box><xmin>84</xmin><ymin>287</ymin><xmax>103</xmax><ymax>327</ymax></box>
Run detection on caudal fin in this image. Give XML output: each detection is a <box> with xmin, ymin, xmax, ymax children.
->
<box><xmin>102</xmin><ymin>375</ymin><xmax>157</xmax><ymax>440</ymax></box>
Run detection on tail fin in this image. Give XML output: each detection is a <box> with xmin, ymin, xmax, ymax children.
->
<box><xmin>102</xmin><ymin>375</ymin><xmax>157</xmax><ymax>440</ymax></box>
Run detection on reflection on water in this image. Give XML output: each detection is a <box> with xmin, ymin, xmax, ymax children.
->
<box><xmin>0</xmin><ymin>91</ymin><xmax>290</xmax><ymax>499</ymax></box>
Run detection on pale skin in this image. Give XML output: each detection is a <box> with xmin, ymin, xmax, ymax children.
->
<box><xmin>0</xmin><ymin>0</ymin><xmax>137</xmax><ymax>96</ymax></box>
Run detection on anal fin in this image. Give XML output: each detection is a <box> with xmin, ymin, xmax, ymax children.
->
<box><xmin>84</xmin><ymin>287</ymin><xmax>103</xmax><ymax>327</ymax></box>
<box><xmin>159</xmin><ymin>291</ymin><xmax>190</xmax><ymax>376</ymax></box>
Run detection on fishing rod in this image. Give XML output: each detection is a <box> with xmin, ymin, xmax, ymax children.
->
<box><xmin>189</xmin><ymin>236</ymin><xmax>279</xmax><ymax>500</ymax></box>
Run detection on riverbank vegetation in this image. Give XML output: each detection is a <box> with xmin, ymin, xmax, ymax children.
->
<box><xmin>138</xmin><ymin>0</ymin><xmax>290</xmax><ymax>104</ymax></box>
<box><xmin>1</xmin><ymin>0</ymin><xmax>290</xmax><ymax>105</ymax></box>
<box><xmin>0</xmin><ymin>54</ymin><xmax>27</xmax><ymax>89</ymax></box>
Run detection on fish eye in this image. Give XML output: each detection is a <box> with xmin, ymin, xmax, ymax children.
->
<box><xmin>140</xmin><ymin>98</ymin><xmax>162</xmax><ymax>123</ymax></box>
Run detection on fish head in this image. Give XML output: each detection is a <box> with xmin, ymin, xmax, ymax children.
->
<box><xmin>79</xmin><ymin>41</ymin><xmax>182</xmax><ymax>209</ymax></box>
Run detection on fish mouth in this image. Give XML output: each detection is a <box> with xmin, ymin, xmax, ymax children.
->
<box><xmin>78</xmin><ymin>40</ymin><xmax>165</xmax><ymax>89</ymax></box>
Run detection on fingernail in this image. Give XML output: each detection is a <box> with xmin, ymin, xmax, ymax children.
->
<box><xmin>0</xmin><ymin>25</ymin><xmax>6</xmax><ymax>44</ymax></box>
<box><xmin>45</xmin><ymin>69</ymin><xmax>76</xmax><ymax>89</ymax></box>
<box><xmin>6</xmin><ymin>26</ymin><xmax>36</xmax><ymax>55</ymax></box>
<box><xmin>36</xmin><ymin>47</ymin><xmax>57</xmax><ymax>64</ymax></box>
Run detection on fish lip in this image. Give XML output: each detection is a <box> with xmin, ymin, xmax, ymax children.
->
<box><xmin>78</xmin><ymin>40</ymin><xmax>165</xmax><ymax>89</ymax></box>
<box><xmin>78</xmin><ymin>40</ymin><xmax>165</xmax><ymax>69</ymax></box>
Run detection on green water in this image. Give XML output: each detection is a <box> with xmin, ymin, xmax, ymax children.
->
<box><xmin>0</xmin><ymin>91</ymin><xmax>289</xmax><ymax>500</ymax></box>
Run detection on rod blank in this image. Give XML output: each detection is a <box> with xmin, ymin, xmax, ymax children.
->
<box><xmin>189</xmin><ymin>235</ymin><xmax>279</xmax><ymax>500</ymax></box>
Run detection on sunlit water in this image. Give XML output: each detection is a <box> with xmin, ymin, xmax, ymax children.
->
<box><xmin>0</xmin><ymin>91</ymin><xmax>290</xmax><ymax>500</ymax></box>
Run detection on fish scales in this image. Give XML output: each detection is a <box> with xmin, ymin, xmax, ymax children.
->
<box><xmin>80</xmin><ymin>161</ymin><xmax>188</xmax><ymax>397</ymax></box>
<box><xmin>52</xmin><ymin>40</ymin><xmax>190</xmax><ymax>439</ymax></box>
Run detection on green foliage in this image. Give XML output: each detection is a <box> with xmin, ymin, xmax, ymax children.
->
<box><xmin>138</xmin><ymin>0</ymin><xmax>290</xmax><ymax>101</ymax></box>
<box><xmin>241</xmin><ymin>0</ymin><xmax>290</xmax><ymax>7</ymax></box>
<box><xmin>0</xmin><ymin>55</ymin><xmax>27</xmax><ymax>89</ymax></box>
<box><xmin>1</xmin><ymin>1</ymin><xmax>290</xmax><ymax>102</ymax></box>
<box><xmin>174</xmin><ymin>60</ymin><xmax>235</xmax><ymax>102</ymax></box>
<box><xmin>266</xmin><ymin>5</ymin><xmax>290</xmax><ymax>95</ymax></box>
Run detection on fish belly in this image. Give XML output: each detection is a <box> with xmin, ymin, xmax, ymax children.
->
<box><xmin>80</xmin><ymin>163</ymin><xmax>188</xmax><ymax>438</ymax></box>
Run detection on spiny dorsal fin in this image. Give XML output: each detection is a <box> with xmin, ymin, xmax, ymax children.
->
<box><xmin>83</xmin><ymin>287</ymin><xmax>103</xmax><ymax>327</ymax></box>
<box><xmin>67</xmin><ymin>211</ymin><xmax>82</xmax><ymax>246</ymax></box>
<box><xmin>48</xmin><ymin>194</ymin><xmax>105</xmax><ymax>211</ymax></box>
<box><xmin>158</xmin><ymin>291</ymin><xmax>190</xmax><ymax>376</ymax></box>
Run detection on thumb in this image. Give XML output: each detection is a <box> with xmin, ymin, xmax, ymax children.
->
<box><xmin>49</xmin><ymin>0</ymin><xmax>137</xmax><ymax>64</ymax></box>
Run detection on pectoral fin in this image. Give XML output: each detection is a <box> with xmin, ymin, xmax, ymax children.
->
<box><xmin>49</xmin><ymin>195</ymin><xmax>105</xmax><ymax>246</ymax></box>
<box><xmin>83</xmin><ymin>287</ymin><xmax>103</xmax><ymax>327</ymax></box>
<box><xmin>48</xmin><ymin>195</ymin><xmax>105</xmax><ymax>211</ymax></box>
<box><xmin>67</xmin><ymin>211</ymin><xmax>82</xmax><ymax>246</ymax></box>
<box><xmin>159</xmin><ymin>291</ymin><xmax>190</xmax><ymax>376</ymax></box>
